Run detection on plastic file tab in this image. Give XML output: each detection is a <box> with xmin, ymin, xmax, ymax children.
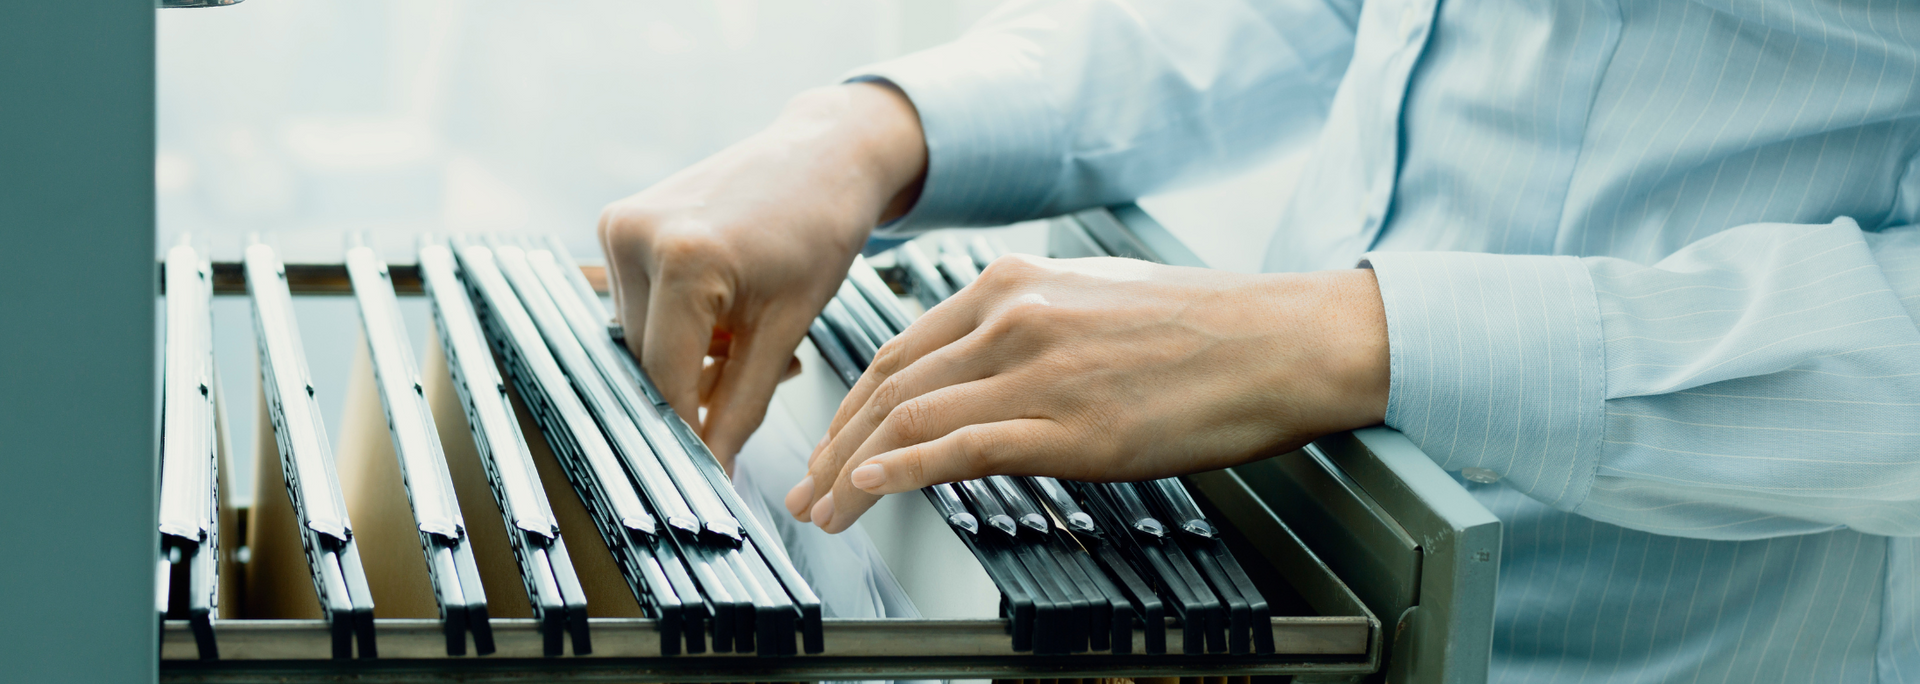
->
<box><xmin>1101</xmin><ymin>482</ymin><xmax>1167</xmax><ymax>539</ymax></box>
<box><xmin>987</xmin><ymin>476</ymin><xmax>1050</xmax><ymax>535</ymax></box>
<box><xmin>959</xmin><ymin>478</ymin><xmax>1019</xmax><ymax>539</ymax></box>
<box><xmin>924</xmin><ymin>484</ymin><xmax>978</xmax><ymax>535</ymax></box>
<box><xmin>1027</xmin><ymin>476</ymin><xmax>1097</xmax><ymax>535</ymax></box>
<box><xmin>1147</xmin><ymin>477</ymin><xmax>1218</xmax><ymax>539</ymax></box>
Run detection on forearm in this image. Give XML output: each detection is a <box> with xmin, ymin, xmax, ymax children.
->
<box><xmin>1580</xmin><ymin>219</ymin><xmax>1920</xmax><ymax>539</ymax></box>
<box><xmin>851</xmin><ymin>0</ymin><xmax>1360</xmax><ymax>234</ymax></box>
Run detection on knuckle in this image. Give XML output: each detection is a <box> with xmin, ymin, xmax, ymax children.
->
<box><xmin>815</xmin><ymin>443</ymin><xmax>854</xmax><ymax>480</ymax></box>
<box><xmin>1002</xmin><ymin>300</ymin><xmax>1049</xmax><ymax>324</ymax></box>
<box><xmin>598</xmin><ymin>202</ymin><xmax>657</xmax><ymax>242</ymax></box>
<box><xmin>650</xmin><ymin>228</ymin><xmax>723</xmax><ymax>266</ymax></box>
<box><xmin>886</xmin><ymin>397</ymin><xmax>935</xmax><ymax>442</ymax></box>
<box><xmin>953</xmin><ymin>427</ymin><xmax>1003</xmax><ymax>475</ymax></box>
<box><xmin>868</xmin><ymin>338</ymin><xmax>906</xmax><ymax>376</ymax></box>
<box><xmin>868</xmin><ymin>376</ymin><xmax>908</xmax><ymax>414</ymax></box>
<box><xmin>983</xmin><ymin>300</ymin><xmax>1052</xmax><ymax>339</ymax></box>
<box><xmin>980</xmin><ymin>252</ymin><xmax>1044</xmax><ymax>282</ymax></box>
<box><xmin>978</xmin><ymin>314</ymin><xmax>1020</xmax><ymax>343</ymax></box>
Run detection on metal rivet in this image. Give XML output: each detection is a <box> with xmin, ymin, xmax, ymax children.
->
<box><xmin>1462</xmin><ymin>467</ymin><xmax>1501</xmax><ymax>484</ymax></box>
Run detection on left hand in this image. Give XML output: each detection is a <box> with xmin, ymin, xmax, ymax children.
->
<box><xmin>784</xmin><ymin>254</ymin><xmax>1391</xmax><ymax>533</ymax></box>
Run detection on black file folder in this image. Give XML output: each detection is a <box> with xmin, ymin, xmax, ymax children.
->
<box><xmin>525</xmin><ymin>242</ymin><xmax>743</xmax><ymax>546</ymax></box>
<box><xmin>244</xmin><ymin>242</ymin><xmax>377</xmax><ymax>659</ymax></box>
<box><xmin>420</xmin><ymin>241</ymin><xmax>591</xmax><ymax>656</ymax></box>
<box><xmin>453</xmin><ymin>237</ymin><xmax>823</xmax><ymax>656</ymax></box>
<box><xmin>452</xmin><ymin>240</ymin><xmax>684</xmax><ymax>653</ymax></box>
<box><xmin>346</xmin><ymin>242</ymin><xmax>495</xmax><ymax>656</ymax></box>
<box><xmin>819</xmin><ymin>239</ymin><xmax>1277</xmax><ymax>658</ymax></box>
<box><xmin>159</xmin><ymin>240</ymin><xmax>220</xmax><ymax>660</ymax></box>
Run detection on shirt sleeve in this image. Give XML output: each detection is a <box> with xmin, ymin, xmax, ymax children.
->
<box><xmin>847</xmin><ymin>0</ymin><xmax>1361</xmax><ymax>236</ymax></box>
<box><xmin>1365</xmin><ymin>218</ymin><xmax>1920</xmax><ymax>540</ymax></box>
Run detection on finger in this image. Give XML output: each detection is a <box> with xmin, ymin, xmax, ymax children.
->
<box><xmin>811</xmin><ymin>285</ymin><xmax>993</xmax><ymax>461</ymax></box>
<box><xmin>640</xmin><ymin>264</ymin><xmax>725</xmax><ymax>425</ymax></box>
<box><xmin>852</xmin><ymin>418</ymin><xmax>1069</xmax><ymax>494</ymax></box>
<box><xmin>600</xmin><ymin>221</ymin><xmax>652</xmax><ymax>357</ymax></box>
<box><xmin>795</xmin><ymin>330</ymin><xmax>996</xmax><ymax>518</ymax></box>
<box><xmin>698</xmin><ymin>356</ymin><xmax>722</xmax><ymax>405</ymax></box>
<box><xmin>805</xmin><ymin>378</ymin><xmax>1023</xmax><ymax>531</ymax></box>
<box><xmin>597</xmin><ymin>212</ymin><xmax>626</xmax><ymax>322</ymax></box>
<box><xmin>824</xmin><ymin>418</ymin><xmax>1071</xmax><ymax>533</ymax></box>
<box><xmin>699</xmin><ymin>320</ymin><xmax>809</xmax><ymax>467</ymax></box>
<box><xmin>781</xmin><ymin>355</ymin><xmax>804</xmax><ymax>383</ymax></box>
<box><xmin>701</xmin><ymin>328</ymin><xmax>733</xmax><ymax>405</ymax></box>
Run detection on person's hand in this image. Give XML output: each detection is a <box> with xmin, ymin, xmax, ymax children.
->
<box><xmin>784</xmin><ymin>255</ymin><xmax>1390</xmax><ymax>533</ymax></box>
<box><xmin>599</xmin><ymin>83</ymin><xmax>927</xmax><ymax>471</ymax></box>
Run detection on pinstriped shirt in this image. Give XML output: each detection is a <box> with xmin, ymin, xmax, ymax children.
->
<box><xmin>853</xmin><ymin>0</ymin><xmax>1920</xmax><ymax>680</ymax></box>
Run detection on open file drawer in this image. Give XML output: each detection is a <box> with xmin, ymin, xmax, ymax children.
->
<box><xmin>162</xmin><ymin>468</ymin><xmax>1381</xmax><ymax>681</ymax></box>
<box><xmin>157</xmin><ymin>207</ymin><xmax>1493</xmax><ymax>683</ymax></box>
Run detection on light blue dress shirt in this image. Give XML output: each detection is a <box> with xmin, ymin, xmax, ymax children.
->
<box><xmin>853</xmin><ymin>0</ymin><xmax>1920</xmax><ymax>680</ymax></box>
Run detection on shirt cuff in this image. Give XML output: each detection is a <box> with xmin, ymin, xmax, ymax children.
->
<box><xmin>845</xmin><ymin>37</ymin><xmax>1062</xmax><ymax>236</ymax></box>
<box><xmin>1362</xmin><ymin>251</ymin><xmax>1608</xmax><ymax>512</ymax></box>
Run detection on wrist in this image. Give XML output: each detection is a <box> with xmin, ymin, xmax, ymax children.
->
<box><xmin>780</xmin><ymin>82</ymin><xmax>928</xmax><ymax>225</ymax></box>
<box><xmin>1274</xmin><ymin>269</ymin><xmax>1390</xmax><ymax>433</ymax></box>
<box><xmin>1322</xmin><ymin>268</ymin><xmax>1391</xmax><ymax>428</ymax></box>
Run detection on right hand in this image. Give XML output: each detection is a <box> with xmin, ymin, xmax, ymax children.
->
<box><xmin>598</xmin><ymin>82</ymin><xmax>927</xmax><ymax>471</ymax></box>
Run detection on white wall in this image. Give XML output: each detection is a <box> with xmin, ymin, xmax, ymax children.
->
<box><xmin>162</xmin><ymin>0</ymin><xmax>1004</xmax><ymax>500</ymax></box>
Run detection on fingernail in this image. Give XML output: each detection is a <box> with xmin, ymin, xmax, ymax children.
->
<box><xmin>851</xmin><ymin>463</ymin><xmax>887</xmax><ymax>491</ymax></box>
<box><xmin>810</xmin><ymin>493</ymin><xmax>835</xmax><ymax>530</ymax></box>
<box><xmin>784</xmin><ymin>476</ymin><xmax>814</xmax><ymax>518</ymax></box>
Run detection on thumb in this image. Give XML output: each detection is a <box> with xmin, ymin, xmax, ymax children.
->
<box><xmin>699</xmin><ymin>319</ymin><xmax>809</xmax><ymax>469</ymax></box>
<box><xmin>641</xmin><ymin>265</ymin><xmax>723</xmax><ymax>429</ymax></box>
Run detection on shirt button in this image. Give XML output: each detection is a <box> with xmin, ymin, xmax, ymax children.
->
<box><xmin>1462</xmin><ymin>468</ymin><xmax>1501</xmax><ymax>484</ymax></box>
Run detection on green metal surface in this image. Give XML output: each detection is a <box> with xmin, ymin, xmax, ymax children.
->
<box><xmin>0</xmin><ymin>0</ymin><xmax>158</xmax><ymax>680</ymax></box>
<box><xmin>1315</xmin><ymin>430</ymin><xmax>1500</xmax><ymax>684</ymax></box>
<box><xmin>1231</xmin><ymin>452</ymin><xmax>1421</xmax><ymax>624</ymax></box>
<box><xmin>1056</xmin><ymin>206</ymin><xmax>1502</xmax><ymax>683</ymax></box>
